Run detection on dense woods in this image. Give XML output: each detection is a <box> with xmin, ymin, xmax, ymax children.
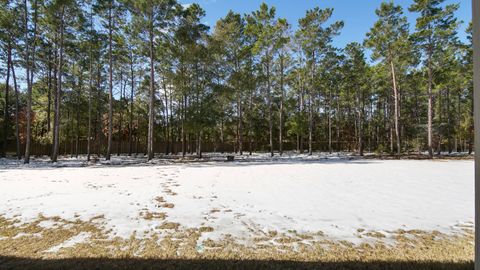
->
<box><xmin>0</xmin><ymin>0</ymin><xmax>473</xmax><ymax>163</ymax></box>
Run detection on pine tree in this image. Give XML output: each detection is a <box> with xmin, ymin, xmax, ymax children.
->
<box><xmin>365</xmin><ymin>2</ymin><xmax>409</xmax><ymax>155</ymax></box>
<box><xmin>409</xmin><ymin>0</ymin><xmax>459</xmax><ymax>157</ymax></box>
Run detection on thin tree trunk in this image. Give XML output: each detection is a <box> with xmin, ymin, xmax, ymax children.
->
<box><xmin>96</xmin><ymin>64</ymin><xmax>102</xmax><ymax>158</ymax></box>
<box><xmin>446</xmin><ymin>87</ymin><xmax>452</xmax><ymax>153</ymax></box>
<box><xmin>147</xmin><ymin>11</ymin><xmax>155</xmax><ymax>161</ymax></box>
<box><xmin>2</xmin><ymin>44</ymin><xmax>11</xmax><ymax>157</ymax></box>
<box><xmin>169</xmin><ymin>82</ymin><xmax>174</xmax><ymax>154</ymax></box>
<box><xmin>389</xmin><ymin>56</ymin><xmax>401</xmax><ymax>155</ymax></box>
<box><xmin>11</xmin><ymin>56</ymin><xmax>21</xmax><ymax>159</ymax></box>
<box><xmin>87</xmin><ymin>12</ymin><xmax>93</xmax><ymax>162</ymax></box>
<box><xmin>197</xmin><ymin>130</ymin><xmax>202</xmax><ymax>158</ymax></box>
<box><xmin>308</xmin><ymin>52</ymin><xmax>315</xmax><ymax>155</ymax></box>
<box><xmin>248</xmin><ymin>87</ymin><xmax>253</xmax><ymax>155</ymax></box>
<box><xmin>106</xmin><ymin>2</ymin><xmax>113</xmax><ymax>160</ymax></box>
<box><xmin>328</xmin><ymin>86</ymin><xmax>332</xmax><ymax>154</ymax></box>
<box><xmin>266</xmin><ymin>53</ymin><xmax>273</xmax><ymax>157</ymax></box>
<box><xmin>117</xmin><ymin>71</ymin><xmax>124</xmax><ymax>156</ymax></box>
<box><xmin>52</xmin><ymin>6</ymin><xmax>65</xmax><ymax>163</ymax></box>
<box><xmin>23</xmin><ymin>0</ymin><xmax>31</xmax><ymax>163</ymax></box>
<box><xmin>24</xmin><ymin>0</ymin><xmax>38</xmax><ymax>162</ymax></box>
<box><xmin>279</xmin><ymin>55</ymin><xmax>284</xmax><ymax>156</ymax></box>
<box><xmin>437</xmin><ymin>89</ymin><xmax>443</xmax><ymax>155</ymax></box>
<box><xmin>356</xmin><ymin>87</ymin><xmax>364</xmax><ymax>156</ymax></box>
<box><xmin>336</xmin><ymin>85</ymin><xmax>341</xmax><ymax>152</ymax></box>
<box><xmin>427</xmin><ymin>49</ymin><xmax>434</xmax><ymax>158</ymax></box>
<box><xmin>47</xmin><ymin>49</ymin><xmax>52</xmax><ymax>133</ymax></box>
<box><xmin>237</xmin><ymin>92</ymin><xmax>243</xmax><ymax>155</ymax></box>
<box><xmin>128</xmin><ymin>53</ymin><xmax>134</xmax><ymax>156</ymax></box>
<box><xmin>75</xmin><ymin>71</ymin><xmax>82</xmax><ymax>158</ymax></box>
<box><xmin>162</xmin><ymin>76</ymin><xmax>169</xmax><ymax>155</ymax></box>
<box><xmin>181</xmin><ymin>95</ymin><xmax>186</xmax><ymax>157</ymax></box>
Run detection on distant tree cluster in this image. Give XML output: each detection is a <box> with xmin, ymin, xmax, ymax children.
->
<box><xmin>0</xmin><ymin>0</ymin><xmax>473</xmax><ymax>162</ymax></box>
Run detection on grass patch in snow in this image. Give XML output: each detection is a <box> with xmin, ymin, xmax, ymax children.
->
<box><xmin>160</xmin><ymin>203</ymin><xmax>175</xmax><ymax>209</ymax></box>
<box><xmin>158</xmin><ymin>222</ymin><xmax>181</xmax><ymax>230</ymax></box>
<box><xmin>140</xmin><ymin>211</ymin><xmax>167</xmax><ymax>220</ymax></box>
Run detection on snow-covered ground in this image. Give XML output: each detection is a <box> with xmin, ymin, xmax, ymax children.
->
<box><xmin>0</xmin><ymin>155</ymin><xmax>473</xmax><ymax>246</ymax></box>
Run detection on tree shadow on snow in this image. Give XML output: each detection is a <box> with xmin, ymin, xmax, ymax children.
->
<box><xmin>0</xmin><ymin>256</ymin><xmax>473</xmax><ymax>270</ymax></box>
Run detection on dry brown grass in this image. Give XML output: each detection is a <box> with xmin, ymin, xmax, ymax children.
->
<box><xmin>158</xmin><ymin>222</ymin><xmax>180</xmax><ymax>230</ymax></box>
<box><xmin>198</xmin><ymin>226</ymin><xmax>214</xmax><ymax>233</ymax></box>
<box><xmin>154</xmin><ymin>196</ymin><xmax>166</xmax><ymax>203</ymax></box>
<box><xmin>140</xmin><ymin>211</ymin><xmax>167</xmax><ymax>220</ymax></box>
<box><xmin>364</xmin><ymin>231</ymin><xmax>387</xmax><ymax>238</ymax></box>
<box><xmin>160</xmin><ymin>203</ymin><xmax>175</xmax><ymax>209</ymax></box>
<box><xmin>0</xmin><ymin>215</ymin><xmax>473</xmax><ymax>268</ymax></box>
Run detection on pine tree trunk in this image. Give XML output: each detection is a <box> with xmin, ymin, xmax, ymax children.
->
<box><xmin>237</xmin><ymin>94</ymin><xmax>243</xmax><ymax>155</ymax></box>
<box><xmin>197</xmin><ymin>130</ymin><xmax>202</xmax><ymax>158</ymax></box>
<box><xmin>52</xmin><ymin>7</ymin><xmax>65</xmax><ymax>163</ymax></box>
<box><xmin>2</xmin><ymin>44</ymin><xmax>11</xmax><ymax>157</ymax></box>
<box><xmin>23</xmin><ymin>0</ymin><xmax>31</xmax><ymax>163</ymax></box>
<box><xmin>328</xmin><ymin>88</ymin><xmax>332</xmax><ymax>154</ymax></box>
<box><xmin>279</xmin><ymin>55</ymin><xmax>284</xmax><ymax>156</ymax></box>
<box><xmin>446</xmin><ymin>87</ymin><xmax>452</xmax><ymax>153</ymax></box>
<box><xmin>308</xmin><ymin>52</ymin><xmax>315</xmax><ymax>156</ymax></box>
<box><xmin>427</xmin><ymin>50</ymin><xmax>434</xmax><ymax>158</ymax></box>
<box><xmin>437</xmin><ymin>89</ymin><xmax>443</xmax><ymax>155</ymax></box>
<box><xmin>147</xmin><ymin>13</ymin><xmax>155</xmax><ymax>161</ymax></box>
<box><xmin>356</xmin><ymin>86</ymin><xmax>364</xmax><ymax>156</ymax></box>
<box><xmin>25</xmin><ymin>0</ymin><xmax>39</xmax><ymax>163</ymax></box>
<box><xmin>87</xmin><ymin>14</ymin><xmax>93</xmax><ymax>161</ymax></box>
<box><xmin>266</xmin><ymin>54</ymin><xmax>273</xmax><ymax>157</ymax></box>
<box><xmin>248</xmin><ymin>86</ymin><xmax>253</xmax><ymax>155</ymax></box>
<box><xmin>96</xmin><ymin>65</ymin><xmax>102</xmax><ymax>158</ymax></box>
<box><xmin>169</xmin><ymin>85</ymin><xmax>174</xmax><ymax>154</ymax></box>
<box><xmin>128</xmin><ymin>53</ymin><xmax>134</xmax><ymax>156</ymax></box>
<box><xmin>76</xmin><ymin>72</ymin><xmax>81</xmax><ymax>158</ymax></box>
<box><xmin>11</xmin><ymin>56</ymin><xmax>21</xmax><ymax>159</ymax></box>
<box><xmin>389</xmin><ymin>56</ymin><xmax>401</xmax><ymax>155</ymax></box>
<box><xmin>47</xmin><ymin>49</ymin><xmax>52</xmax><ymax>134</ymax></box>
<box><xmin>106</xmin><ymin>3</ymin><xmax>113</xmax><ymax>160</ymax></box>
<box><xmin>163</xmin><ymin>77</ymin><xmax>169</xmax><ymax>155</ymax></box>
<box><xmin>181</xmin><ymin>95</ymin><xmax>186</xmax><ymax>157</ymax></box>
<box><xmin>336</xmin><ymin>86</ymin><xmax>340</xmax><ymax>152</ymax></box>
<box><xmin>117</xmin><ymin>72</ymin><xmax>124</xmax><ymax>156</ymax></box>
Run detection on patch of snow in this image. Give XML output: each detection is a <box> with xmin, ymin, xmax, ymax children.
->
<box><xmin>45</xmin><ymin>232</ymin><xmax>91</xmax><ymax>253</ymax></box>
<box><xmin>12</xmin><ymin>232</ymin><xmax>42</xmax><ymax>239</ymax></box>
<box><xmin>37</xmin><ymin>220</ymin><xmax>59</xmax><ymax>228</ymax></box>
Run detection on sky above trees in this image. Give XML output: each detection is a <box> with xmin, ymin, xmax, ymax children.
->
<box><xmin>178</xmin><ymin>0</ymin><xmax>471</xmax><ymax>49</ymax></box>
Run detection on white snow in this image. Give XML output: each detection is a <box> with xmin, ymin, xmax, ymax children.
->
<box><xmin>45</xmin><ymin>232</ymin><xmax>92</xmax><ymax>253</ymax></box>
<box><xmin>0</xmin><ymin>156</ymin><xmax>473</xmax><ymax>245</ymax></box>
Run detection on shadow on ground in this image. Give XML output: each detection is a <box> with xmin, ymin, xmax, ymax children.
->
<box><xmin>0</xmin><ymin>256</ymin><xmax>473</xmax><ymax>270</ymax></box>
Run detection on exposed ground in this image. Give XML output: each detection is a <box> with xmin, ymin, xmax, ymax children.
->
<box><xmin>0</xmin><ymin>153</ymin><xmax>474</xmax><ymax>269</ymax></box>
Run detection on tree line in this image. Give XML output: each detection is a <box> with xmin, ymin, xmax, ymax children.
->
<box><xmin>0</xmin><ymin>0</ymin><xmax>473</xmax><ymax>163</ymax></box>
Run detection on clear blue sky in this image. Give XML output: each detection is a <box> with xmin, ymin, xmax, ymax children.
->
<box><xmin>178</xmin><ymin>0</ymin><xmax>472</xmax><ymax>48</ymax></box>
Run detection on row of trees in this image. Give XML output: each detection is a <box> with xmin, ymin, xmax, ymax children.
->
<box><xmin>0</xmin><ymin>0</ymin><xmax>473</xmax><ymax>163</ymax></box>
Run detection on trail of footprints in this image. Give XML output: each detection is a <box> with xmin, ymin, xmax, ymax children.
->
<box><xmin>140</xmin><ymin>167</ymin><xmax>181</xmax><ymax>224</ymax></box>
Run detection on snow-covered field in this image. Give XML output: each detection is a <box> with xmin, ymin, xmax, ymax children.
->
<box><xmin>0</xmin><ymin>155</ymin><xmax>474</xmax><ymax>249</ymax></box>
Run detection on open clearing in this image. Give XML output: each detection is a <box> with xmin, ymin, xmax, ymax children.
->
<box><xmin>0</xmin><ymin>154</ymin><xmax>474</xmax><ymax>268</ymax></box>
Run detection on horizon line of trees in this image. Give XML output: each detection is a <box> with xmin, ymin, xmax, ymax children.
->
<box><xmin>0</xmin><ymin>0</ymin><xmax>473</xmax><ymax>163</ymax></box>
